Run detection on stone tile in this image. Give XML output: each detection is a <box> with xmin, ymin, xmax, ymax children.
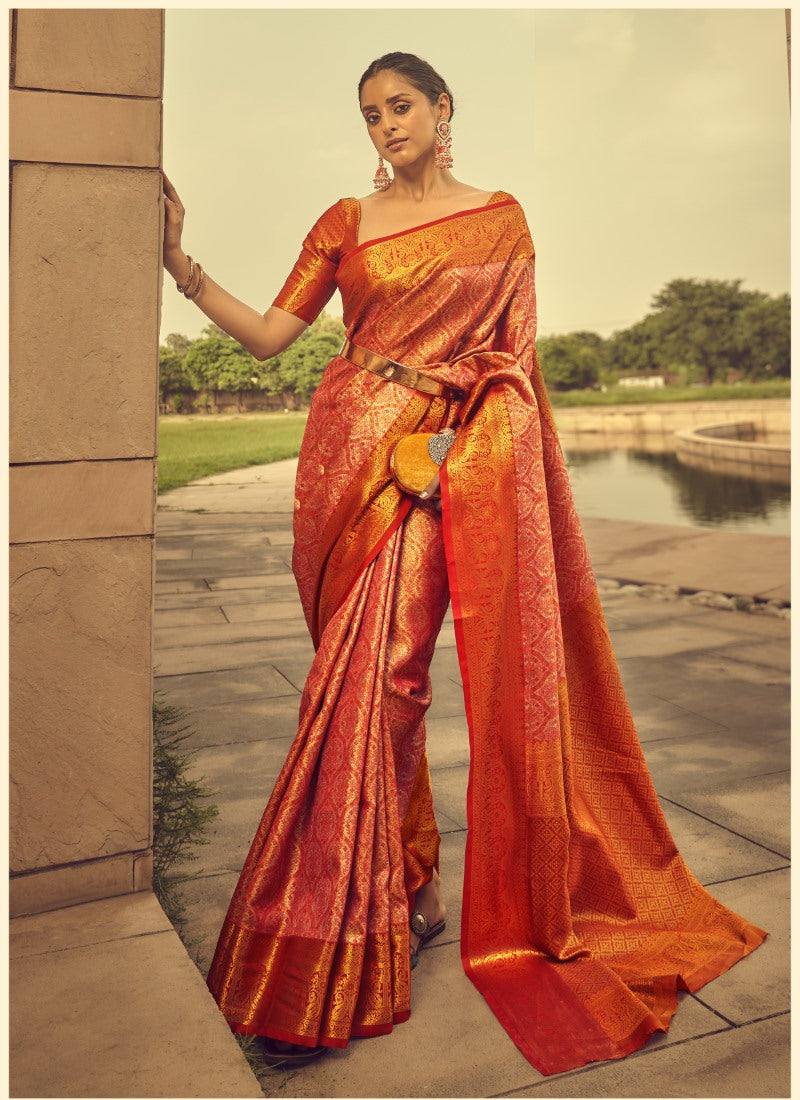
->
<box><xmin>580</xmin><ymin>516</ymin><xmax>789</xmax><ymax>603</ymax></box>
<box><xmin>11</xmin><ymin>460</ymin><xmax>154</xmax><ymax>543</ymax></box>
<box><xmin>427</xmin><ymin>674</ymin><xmax>467</xmax><ymax>720</ymax></box>
<box><xmin>689</xmin><ymin>868</ymin><xmax>788</xmax><ymax>1023</ymax></box>
<box><xmin>178</xmin><ymin>696</ymin><xmax>302</xmax><ymax>751</ymax></box>
<box><xmin>431</xmin><ymin>642</ymin><xmax>463</xmax><ymax>681</ymax></box>
<box><xmin>208</xmin><ymin>568</ymin><xmax>295</xmax><ymax>589</ymax></box>
<box><xmin>171</xmin><ymin>871</ymin><xmax>241</xmax><ymax>978</ymax></box>
<box><xmin>432</xmin><ymin>829</ymin><xmax>467</xmax><ymax>950</ymax></box>
<box><xmin>718</xmin><ymin>637</ymin><xmax>790</xmax><ymax>673</ymax></box>
<box><xmin>155</xmin><ymin>574</ymin><xmax>298</xmax><ymax>608</ymax></box>
<box><xmin>156</xmin><ymin>509</ymin><xmax>289</xmax><ymax>533</ymax></box>
<box><xmin>621</xmin><ymin>691</ymin><xmax>727</xmax><ymax>744</ymax></box>
<box><xmin>263</xmin><ymin>529</ymin><xmax>295</xmax><ymax>546</ymax></box>
<box><xmin>10</xmin><ymin>164</ymin><xmax>160</xmax><ymax>463</ymax></box>
<box><xmin>154</xmin><ymin>618</ymin><xmax>307</xmax><ymax>650</ymax></box>
<box><xmin>152</xmin><ymin>637</ymin><xmax>314</xmax><ymax>678</ymax></box>
<box><xmin>436</xmin><ymin>807</ymin><xmax>467</xmax><ymax>835</ymax></box>
<box><xmin>186</xmin><ymin>530</ymin><xmax>276</xmax><ymax>555</ymax></box>
<box><xmin>10</xmin><ymin>890</ymin><xmax>171</xmax><ymax>960</ymax></box>
<box><xmin>658</xmin><ymin>799</ymin><xmax>789</xmax><ymax>886</ymax></box>
<box><xmin>431</xmin><ymin>765</ymin><xmax>469</xmax><ymax>830</ymax></box>
<box><xmin>500</xmin><ymin>1014</ymin><xmax>788</xmax><ymax>1098</ymax></box>
<box><xmin>10</xmin><ymin>87</ymin><xmax>161</xmax><ymax>167</ymax></box>
<box><xmin>156</xmin><ymin>546</ymin><xmax>194</xmax><ymax>560</ymax></box>
<box><xmin>425</xmin><ymin>715</ymin><xmax>470</xmax><ymax>770</ymax></box>
<box><xmin>154</xmin><ymin>665</ymin><xmax>300</xmax><ymax>708</ymax></box>
<box><xmin>610</xmin><ymin>618</ymin><xmax>749</xmax><ymax>660</ymax></box>
<box><xmin>10</xmin><ymin>538</ymin><xmax>152</xmax><ymax>874</ymax></box>
<box><xmin>14</xmin><ymin>9</ymin><xmax>163</xmax><ymax>95</ymax></box>
<box><xmin>154</xmin><ymin>577</ymin><xmax>212</xmax><ymax>595</ymax></box>
<box><xmin>159</xmin><ymin>484</ymin><xmax>296</xmax><ymax>514</ymax></box>
<box><xmin>644</xmin><ymin>728</ymin><xmax>790</xmax><ymax>795</ymax></box>
<box><xmin>10</xmin><ymin>918</ymin><xmax>262</xmax><ymax>1099</ymax></box>
<box><xmin>221</xmin><ymin>598</ymin><xmax>304</xmax><ymax>623</ymax></box>
<box><xmin>616</xmin><ymin>653</ymin><xmax>789</xmax><ymax>736</ymax></box>
<box><xmin>662</xmin><ymin>772</ymin><xmax>789</xmax><ymax>857</ymax></box>
<box><xmin>153</xmin><ymin>605</ymin><xmax>229</xmax><ymax>629</ymax></box>
<box><xmin>156</xmin><ymin>551</ymin><xmax>292</xmax><ymax>578</ymax></box>
<box><xmin>173</xmin><ymin>738</ymin><xmax>296</xmax><ymax>877</ymax></box>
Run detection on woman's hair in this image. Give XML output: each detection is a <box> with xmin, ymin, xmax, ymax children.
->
<box><xmin>358</xmin><ymin>52</ymin><xmax>455</xmax><ymax>119</ymax></box>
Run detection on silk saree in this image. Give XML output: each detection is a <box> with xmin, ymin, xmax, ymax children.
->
<box><xmin>206</xmin><ymin>192</ymin><xmax>766</xmax><ymax>1075</ymax></box>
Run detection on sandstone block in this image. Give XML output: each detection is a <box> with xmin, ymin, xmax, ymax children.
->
<box><xmin>10</xmin><ymin>853</ymin><xmax>144</xmax><ymax>919</ymax></box>
<box><xmin>10</xmin><ymin>164</ymin><xmax>161</xmax><ymax>462</ymax></box>
<box><xmin>10</xmin><ymin>460</ymin><xmax>155</xmax><ymax>544</ymax></box>
<box><xmin>14</xmin><ymin>9</ymin><xmax>163</xmax><ymax>96</ymax></box>
<box><xmin>10</xmin><ymin>537</ymin><xmax>154</xmax><ymax>874</ymax></box>
<box><xmin>10</xmin><ymin>88</ymin><xmax>161</xmax><ymax>168</ymax></box>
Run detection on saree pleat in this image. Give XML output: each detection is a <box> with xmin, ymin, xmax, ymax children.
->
<box><xmin>207</xmin><ymin>191</ymin><xmax>766</xmax><ymax>1074</ymax></box>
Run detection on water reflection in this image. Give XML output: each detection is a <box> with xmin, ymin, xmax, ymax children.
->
<box><xmin>563</xmin><ymin>447</ymin><xmax>790</xmax><ymax>534</ymax></box>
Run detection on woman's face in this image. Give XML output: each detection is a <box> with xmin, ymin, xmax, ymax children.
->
<box><xmin>359</xmin><ymin>70</ymin><xmax>447</xmax><ymax>169</ymax></box>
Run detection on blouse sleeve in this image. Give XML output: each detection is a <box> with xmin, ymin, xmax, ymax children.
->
<box><xmin>271</xmin><ymin>199</ymin><xmax>347</xmax><ymax>324</ymax></box>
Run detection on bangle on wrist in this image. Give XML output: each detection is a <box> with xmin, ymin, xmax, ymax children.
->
<box><xmin>185</xmin><ymin>264</ymin><xmax>205</xmax><ymax>301</ymax></box>
<box><xmin>176</xmin><ymin>255</ymin><xmax>194</xmax><ymax>293</ymax></box>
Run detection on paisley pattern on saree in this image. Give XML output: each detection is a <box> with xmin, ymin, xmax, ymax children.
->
<box><xmin>207</xmin><ymin>193</ymin><xmax>767</xmax><ymax>1073</ymax></box>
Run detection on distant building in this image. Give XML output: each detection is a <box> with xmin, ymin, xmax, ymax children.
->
<box><xmin>618</xmin><ymin>376</ymin><xmax>666</xmax><ymax>389</ymax></box>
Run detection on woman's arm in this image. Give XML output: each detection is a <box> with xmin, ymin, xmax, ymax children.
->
<box><xmin>162</xmin><ymin>173</ymin><xmax>308</xmax><ymax>362</ymax></box>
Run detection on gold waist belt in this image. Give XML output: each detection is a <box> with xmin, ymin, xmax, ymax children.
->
<box><xmin>339</xmin><ymin>337</ymin><xmax>465</xmax><ymax>401</ymax></box>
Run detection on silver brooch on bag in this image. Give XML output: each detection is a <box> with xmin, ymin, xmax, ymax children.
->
<box><xmin>427</xmin><ymin>428</ymin><xmax>457</xmax><ymax>466</ymax></box>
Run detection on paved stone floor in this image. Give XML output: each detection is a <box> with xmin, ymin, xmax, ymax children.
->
<box><xmin>155</xmin><ymin>458</ymin><xmax>790</xmax><ymax>1099</ymax></box>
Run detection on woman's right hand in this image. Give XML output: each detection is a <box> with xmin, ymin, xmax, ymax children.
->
<box><xmin>162</xmin><ymin>171</ymin><xmax>188</xmax><ymax>280</ymax></box>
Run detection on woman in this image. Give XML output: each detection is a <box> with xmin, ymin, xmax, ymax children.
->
<box><xmin>162</xmin><ymin>52</ymin><xmax>766</xmax><ymax>1077</ymax></box>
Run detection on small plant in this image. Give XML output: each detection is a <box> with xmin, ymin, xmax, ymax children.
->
<box><xmin>152</xmin><ymin>688</ymin><xmax>219</xmax><ymax>927</ymax></box>
<box><xmin>171</xmin><ymin>392</ymin><xmax>186</xmax><ymax>414</ymax></box>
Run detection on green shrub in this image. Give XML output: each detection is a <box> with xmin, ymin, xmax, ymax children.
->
<box><xmin>152</xmin><ymin>688</ymin><xmax>219</xmax><ymax>927</ymax></box>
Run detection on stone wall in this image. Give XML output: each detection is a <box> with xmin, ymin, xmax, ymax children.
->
<box><xmin>9</xmin><ymin>9</ymin><xmax>164</xmax><ymax>917</ymax></box>
<box><xmin>554</xmin><ymin>399</ymin><xmax>790</xmax><ymax>443</ymax></box>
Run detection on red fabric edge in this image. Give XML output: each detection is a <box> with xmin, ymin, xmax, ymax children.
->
<box><xmin>439</xmin><ymin>463</ymin><xmax>478</xmax><ymax>966</ymax></box>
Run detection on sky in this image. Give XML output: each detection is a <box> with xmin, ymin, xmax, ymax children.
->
<box><xmin>159</xmin><ymin>6</ymin><xmax>790</xmax><ymax>344</ymax></box>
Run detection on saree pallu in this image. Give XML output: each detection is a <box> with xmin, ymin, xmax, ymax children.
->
<box><xmin>206</xmin><ymin>193</ymin><xmax>766</xmax><ymax>1074</ymax></box>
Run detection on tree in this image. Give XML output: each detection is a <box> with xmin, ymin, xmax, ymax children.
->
<box><xmin>607</xmin><ymin>315</ymin><xmax>665</xmax><ymax>377</ymax></box>
<box><xmin>650</xmin><ymin>278</ymin><xmax>752</xmax><ymax>385</ymax></box>
<box><xmin>261</xmin><ymin>313</ymin><xmax>346</xmax><ymax>406</ymax></box>
<box><xmin>537</xmin><ymin>332</ymin><xmax>606</xmax><ymax>391</ymax></box>
<box><xmin>158</xmin><ymin>338</ymin><xmax>193</xmax><ymax>408</ymax></box>
<box><xmin>734</xmin><ymin>293</ymin><xmax>790</xmax><ymax>379</ymax></box>
<box><xmin>184</xmin><ymin>324</ymin><xmax>261</xmax><ymax>412</ymax></box>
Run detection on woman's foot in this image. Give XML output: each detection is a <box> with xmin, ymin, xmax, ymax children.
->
<box><xmin>257</xmin><ymin>1036</ymin><xmax>325</xmax><ymax>1068</ymax></box>
<box><xmin>410</xmin><ymin>867</ymin><xmax>447</xmax><ymax>960</ymax></box>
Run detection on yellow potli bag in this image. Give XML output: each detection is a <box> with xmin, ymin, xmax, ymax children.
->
<box><xmin>390</xmin><ymin>428</ymin><xmax>457</xmax><ymax>499</ymax></box>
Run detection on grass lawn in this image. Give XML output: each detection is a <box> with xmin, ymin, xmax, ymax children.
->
<box><xmin>157</xmin><ymin>380</ymin><xmax>789</xmax><ymax>493</ymax></box>
<box><xmin>157</xmin><ymin>411</ymin><xmax>308</xmax><ymax>493</ymax></box>
<box><xmin>549</xmin><ymin>379</ymin><xmax>790</xmax><ymax>406</ymax></box>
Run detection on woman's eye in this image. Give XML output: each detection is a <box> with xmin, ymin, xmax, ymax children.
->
<box><xmin>395</xmin><ymin>103</ymin><xmax>410</xmax><ymax>114</ymax></box>
<box><xmin>366</xmin><ymin>114</ymin><xmax>379</xmax><ymax>125</ymax></box>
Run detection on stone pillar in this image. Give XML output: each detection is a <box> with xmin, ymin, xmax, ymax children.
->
<box><xmin>9</xmin><ymin>9</ymin><xmax>164</xmax><ymax>917</ymax></box>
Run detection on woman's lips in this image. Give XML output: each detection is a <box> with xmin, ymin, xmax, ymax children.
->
<box><xmin>386</xmin><ymin>138</ymin><xmax>407</xmax><ymax>151</ymax></box>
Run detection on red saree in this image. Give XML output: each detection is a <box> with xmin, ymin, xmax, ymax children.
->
<box><xmin>206</xmin><ymin>192</ymin><xmax>766</xmax><ymax>1075</ymax></box>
